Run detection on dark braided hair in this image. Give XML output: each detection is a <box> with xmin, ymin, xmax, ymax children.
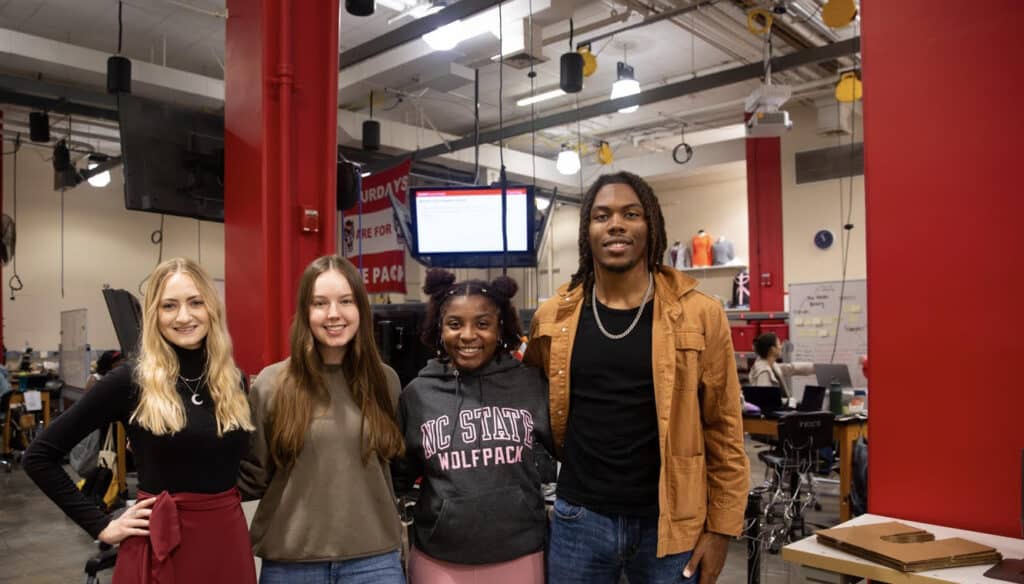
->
<box><xmin>420</xmin><ymin>268</ymin><xmax>523</xmax><ymax>359</ymax></box>
<box><xmin>568</xmin><ymin>171</ymin><xmax>667</xmax><ymax>299</ymax></box>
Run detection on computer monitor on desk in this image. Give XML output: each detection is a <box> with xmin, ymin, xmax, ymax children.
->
<box><xmin>798</xmin><ymin>385</ymin><xmax>827</xmax><ymax>412</ymax></box>
<box><xmin>815</xmin><ymin>363</ymin><xmax>853</xmax><ymax>388</ymax></box>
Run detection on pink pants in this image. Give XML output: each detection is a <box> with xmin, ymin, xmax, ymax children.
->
<box><xmin>408</xmin><ymin>547</ymin><xmax>544</xmax><ymax>584</ymax></box>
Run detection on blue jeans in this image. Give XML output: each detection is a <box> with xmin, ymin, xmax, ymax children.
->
<box><xmin>260</xmin><ymin>550</ymin><xmax>405</xmax><ymax>584</ymax></box>
<box><xmin>548</xmin><ymin>498</ymin><xmax>698</xmax><ymax>584</ymax></box>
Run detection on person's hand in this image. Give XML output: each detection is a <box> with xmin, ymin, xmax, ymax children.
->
<box><xmin>98</xmin><ymin>496</ymin><xmax>156</xmax><ymax>545</ymax></box>
<box><xmin>683</xmin><ymin>531</ymin><xmax>730</xmax><ymax>583</ymax></box>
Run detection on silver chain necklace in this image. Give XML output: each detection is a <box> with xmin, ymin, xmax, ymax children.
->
<box><xmin>179</xmin><ymin>374</ymin><xmax>205</xmax><ymax>406</ymax></box>
<box><xmin>592</xmin><ymin>271</ymin><xmax>654</xmax><ymax>340</ymax></box>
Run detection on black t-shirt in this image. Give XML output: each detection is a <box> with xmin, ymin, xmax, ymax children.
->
<box><xmin>558</xmin><ymin>298</ymin><xmax>660</xmax><ymax>517</ymax></box>
<box><xmin>22</xmin><ymin>345</ymin><xmax>250</xmax><ymax>538</ymax></box>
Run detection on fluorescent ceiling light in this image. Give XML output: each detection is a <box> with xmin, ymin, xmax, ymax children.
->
<box><xmin>556</xmin><ymin>147</ymin><xmax>580</xmax><ymax>175</ymax></box>
<box><xmin>423</xmin><ymin>20</ymin><xmax>467</xmax><ymax>50</ymax></box>
<box><xmin>535</xmin><ymin>196</ymin><xmax>551</xmax><ymax>211</ymax></box>
<box><xmin>388</xmin><ymin>1</ymin><xmax>443</xmax><ymax>24</ymax></box>
<box><xmin>375</xmin><ymin>0</ymin><xmax>407</xmax><ymax>10</ymax></box>
<box><xmin>516</xmin><ymin>88</ymin><xmax>566</xmax><ymax>107</ymax></box>
<box><xmin>421</xmin><ymin>0</ymin><xmax>549</xmax><ymax>53</ymax></box>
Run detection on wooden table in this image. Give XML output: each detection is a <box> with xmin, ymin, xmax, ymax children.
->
<box><xmin>743</xmin><ymin>414</ymin><xmax>868</xmax><ymax>521</ymax></box>
<box><xmin>782</xmin><ymin>513</ymin><xmax>1022</xmax><ymax>583</ymax></box>
<box><xmin>3</xmin><ymin>391</ymin><xmax>51</xmax><ymax>456</ymax></box>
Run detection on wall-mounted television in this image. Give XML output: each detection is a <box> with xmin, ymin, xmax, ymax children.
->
<box><xmin>118</xmin><ymin>95</ymin><xmax>225</xmax><ymax>222</ymax></box>
<box><xmin>409</xmin><ymin>185</ymin><xmax>536</xmax><ymax>268</ymax></box>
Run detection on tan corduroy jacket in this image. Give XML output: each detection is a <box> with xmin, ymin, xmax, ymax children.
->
<box><xmin>524</xmin><ymin>267</ymin><xmax>749</xmax><ymax>557</ymax></box>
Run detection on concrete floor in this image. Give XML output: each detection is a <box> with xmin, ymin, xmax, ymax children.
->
<box><xmin>0</xmin><ymin>438</ymin><xmax>840</xmax><ymax>583</ymax></box>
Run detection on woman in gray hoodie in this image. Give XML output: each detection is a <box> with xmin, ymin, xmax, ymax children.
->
<box><xmin>393</xmin><ymin>269</ymin><xmax>552</xmax><ymax>584</ymax></box>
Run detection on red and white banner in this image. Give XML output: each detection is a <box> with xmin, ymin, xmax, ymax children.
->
<box><xmin>341</xmin><ymin>159</ymin><xmax>411</xmax><ymax>294</ymax></box>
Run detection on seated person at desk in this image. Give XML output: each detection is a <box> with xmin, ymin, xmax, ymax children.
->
<box><xmin>749</xmin><ymin>333</ymin><xmax>814</xmax><ymax>399</ymax></box>
<box><xmin>84</xmin><ymin>351</ymin><xmax>124</xmax><ymax>393</ymax></box>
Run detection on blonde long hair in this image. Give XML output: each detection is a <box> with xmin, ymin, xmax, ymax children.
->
<box><xmin>268</xmin><ymin>255</ymin><xmax>404</xmax><ymax>468</ymax></box>
<box><xmin>131</xmin><ymin>257</ymin><xmax>254</xmax><ymax>436</ymax></box>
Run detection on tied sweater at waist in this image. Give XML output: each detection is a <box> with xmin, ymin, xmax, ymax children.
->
<box><xmin>113</xmin><ymin>488</ymin><xmax>256</xmax><ymax>584</ymax></box>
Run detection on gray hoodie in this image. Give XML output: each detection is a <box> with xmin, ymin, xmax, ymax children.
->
<box><xmin>392</xmin><ymin>354</ymin><xmax>553</xmax><ymax>565</ymax></box>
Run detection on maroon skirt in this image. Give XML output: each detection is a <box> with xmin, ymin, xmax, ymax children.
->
<box><xmin>113</xmin><ymin>488</ymin><xmax>256</xmax><ymax>584</ymax></box>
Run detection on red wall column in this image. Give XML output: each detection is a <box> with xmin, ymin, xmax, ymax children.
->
<box><xmin>0</xmin><ymin>111</ymin><xmax>4</xmax><ymax>354</ymax></box>
<box><xmin>864</xmin><ymin>1</ymin><xmax>1024</xmax><ymax>536</ymax></box>
<box><xmin>746</xmin><ymin>135</ymin><xmax>784</xmax><ymax>312</ymax></box>
<box><xmin>224</xmin><ymin>0</ymin><xmax>339</xmax><ymax>373</ymax></box>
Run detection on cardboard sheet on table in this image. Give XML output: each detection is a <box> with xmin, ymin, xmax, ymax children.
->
<box><xmin>816</xmin><ymin>521</ymin><xmax>1002</xmax><ymax>572</ymax></box>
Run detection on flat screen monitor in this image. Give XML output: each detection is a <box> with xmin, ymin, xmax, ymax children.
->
<box><xmin>118</xmin><ymin>95</ymin><xmax>225</xmax><ymax>222</ymax></box>
<box><xmin>409</xmin><ymin>185</ymin><xmax>536</xmax><ymax>268</ymax></box>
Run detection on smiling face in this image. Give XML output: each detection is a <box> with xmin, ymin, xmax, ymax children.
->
<box><xmin>441</xmin><ymin>294</ymin><xmax>501</xmax><ymax>372</ymax></box>
<box><xmin>588</xmin><ymin>183</ymin><xmax>649</xmax><ymax>274</ymax></box>
<box><xmin>309</xmin><ymin>269</ymin><xmax>360</xmax><ymax>364</ymax></box>
<box><xmin>157</xmin><ymin>272</ymin><xmax>210</xmax><ymax>350</ymax></box>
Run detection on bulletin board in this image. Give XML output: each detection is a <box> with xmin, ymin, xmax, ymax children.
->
<box><xmin>787</xmin><ymin>279</ymin><xmax>868</xmax><ymax>391</ymax></box>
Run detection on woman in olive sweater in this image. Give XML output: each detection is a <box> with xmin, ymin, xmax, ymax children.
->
<box><xmin>238</xmin><ymin>255</ymin><xmax>406</xmax><ymax>584</ymax></box>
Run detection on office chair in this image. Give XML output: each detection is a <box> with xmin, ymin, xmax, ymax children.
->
<box><xmin>84</xmin><ymin>542</ymin><xmax>118</xmax><ymax>584</ymax></box>
<box><xmin>757</xmin><ymin>411</ymin><xmax>834</xmax><ymax>552</ymax></box>
<box><xmin>44</xmin><ymin>378</ymin><xmax>65</xmax><ymax>416</ymax></box>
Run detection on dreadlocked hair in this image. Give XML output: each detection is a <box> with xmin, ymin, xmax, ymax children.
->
<box><xmin>420</xmin><ymin>268</ymin><xmax>523</xmax><ymax>358</ymax></box>
<box><xmin>568</xmin><ymin>171</ymin><xmax>667</xmax><ymax>301</ymax></box>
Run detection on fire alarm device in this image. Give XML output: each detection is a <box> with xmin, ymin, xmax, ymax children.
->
<box><xmin>302</xmin><ymin>209</ymin><xmax>320</xmax><ymax>233</ymax></box>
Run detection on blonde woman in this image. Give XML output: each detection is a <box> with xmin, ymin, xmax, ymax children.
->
<box><xmin>24</xmin><ymin>257</ymin><xmax>256</xmax><ymax>584</ymax></box>
<box><xmin>239</xmin><ymin>255</ymin><xmax>406</xmax><ymax>584</ymax></box>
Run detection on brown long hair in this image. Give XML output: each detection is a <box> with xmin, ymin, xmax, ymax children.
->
<box><xmin>268</xmin><ymin>255</ymin><xmax>404</xmax><ymax>468</ymax></box>
<box><xmin>569</xmin><ymin>171</ymin><xmax>667</xmax><ymax>299</ymax></box>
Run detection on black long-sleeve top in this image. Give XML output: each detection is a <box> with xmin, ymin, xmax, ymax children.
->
<box><xmin>22</xmin><ymin>345</ymin><xmax>250</xmax><ymax>538</ymax></box>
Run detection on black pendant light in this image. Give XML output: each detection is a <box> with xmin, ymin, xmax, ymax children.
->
<box><xmin>559</xmin><ymin>19</ymin><xmax>583</xmax><ymax>94</ymax></box>
<box><xmin>107</xmin><ymin>0</ymin><xmax>131</xmax><ymax>94</ymax></box>
<box><xmin>346</xmin><ymin>0</ymin><xmax>374</xmax><ymax>17</ymax></box>
<box><xmin>29</xmin><ymin>112</ymin><xmax>50</xmax><ymax>143</ymax></box>
<box><xmin>363</xmin><ymin>91</ymin><xmax>381</xmax><ymax>151</ymax></box>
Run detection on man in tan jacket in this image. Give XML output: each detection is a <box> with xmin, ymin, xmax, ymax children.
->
<box><xmin>525</xmin><ymin>171</ymin><xmax>748</xmax><ymax>583</ymax></box>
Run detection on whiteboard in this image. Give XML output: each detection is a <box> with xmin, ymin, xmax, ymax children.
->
<box><xmin>787</xmin><ymin>279</ymin><xmax>868</xmax><ymax>393</ymax></box>
<box><xmin>60</xmin><ymin>309</ymin><xmax>91</xmax><ymax>389</ymax></box>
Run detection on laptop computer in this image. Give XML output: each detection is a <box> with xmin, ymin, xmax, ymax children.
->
<box><xmin>742</xmin><ymin>386</ymin><xmax>792</xmax><ymax>417</ymax></box>
<box><xmin>815</xmin><ymin>363</ymin><xmax>854</xmax><ymax>388</ymax></box>
<box><xmin>798</xmin><ymin>385</ymin><xmax>827</xmax><ymax>412</ymax></box>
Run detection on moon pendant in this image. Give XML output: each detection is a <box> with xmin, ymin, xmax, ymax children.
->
<box><xmin>191</xmin><ymin>393</ymin><xmax>204</xmax><ymax>406</ymax></box>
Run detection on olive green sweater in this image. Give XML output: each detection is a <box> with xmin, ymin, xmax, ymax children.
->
<box><xmin>238</xmin><ymin>359</ymin><xmax>403</xmax><ymax>562</ymax></box>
